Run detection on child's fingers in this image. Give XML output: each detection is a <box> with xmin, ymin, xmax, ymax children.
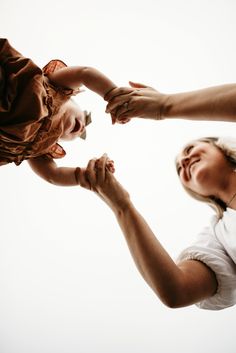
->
<box><xmin>110</xmin><ymin>112</ymin><xmax>117</xmax><ymax>125</ymax></box>
<box><xmin>106</xmin><ymin>161</ymin><xmax>115</xmax><ymax>173</ymax></box>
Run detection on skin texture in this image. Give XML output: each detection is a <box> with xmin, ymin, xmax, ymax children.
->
<box><xmin>75</xmin><ymin>82</ymin><xmax>236</xmax><ymax>307</ymax></box>
<box><xmin>77</xmin><ymin>153</ymin><xmax>220</xmax><ymax>308</ymax></box>
<box><xmin>105</xmin><ymin>82</ymin><xmax>236</xmax><ymax>124</ymax></box>
<box><xmin>176</xmin><ymin>141</ymin><xmax>236</xmax><ymax>205</ymax></box>
<box><xmin>28</xmin><ymin>66</ymin><xmax>117</xmax><ymax>186</ymax></box>
<box><xmin>59</xmin><ymin>100</ymin><xmax>86</xmax><ymax>142</ymax></box>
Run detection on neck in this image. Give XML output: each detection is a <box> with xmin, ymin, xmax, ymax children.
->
<box><xmin>227</xmin><ymin>191</ymin><xmax>236</xmax><ymax>208</ymax></box>
<box><xmin>220</xmin><ymin>169</ymin><xmax>236</xmax><ymax>209</ymax></box>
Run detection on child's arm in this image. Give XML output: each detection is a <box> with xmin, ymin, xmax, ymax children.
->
<box><xmin>47</xmin><ymin>66</ymin><xmax>116</xmax><ymax>98</ymax></box>
<box><xmin>28</xmin><ymin>156</ymin><xmax>115</xmax><ymax>187</ymax></box>
<box><xmin>28</xmin><ymin>157</ymin><xmax>81</xmax><ymax>186</ymax></box>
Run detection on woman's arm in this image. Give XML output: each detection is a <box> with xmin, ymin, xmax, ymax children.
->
<box><xmin>47</xmin><ymin>66</ymin><xmax>116</xmax><ymax>98</ymax></box>
<box><xmin>164</xmin><ymin>84</ymin><xmax>236</xmax><ymax>122</ymax></box>
<box><xmin>79</xmin><ymin>154</ymin><xmax>217</xmax><ymax>308</ymax></box>
<box><xmin>105</xmin><ymin>81</ymin><xmax>236</xmax><ymax>123</ymax></box>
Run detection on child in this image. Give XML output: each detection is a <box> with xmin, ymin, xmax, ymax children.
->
<box><xmin>0</xmin><ymin>38</ymin><xmax>115</xmax><ymax>186</ymax></box>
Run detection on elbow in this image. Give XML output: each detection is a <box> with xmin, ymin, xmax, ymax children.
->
<box><xmin>158</xmin><ymin>292</ymin><xmax>184</xmax><ymax>309</ymax></box>
<box><xmin>80</xmin><ymin>66</ymin><xmax>94</xmax><ymax>78</ymax></box>
<box><xmin>39</xmin><ymin>173</ymin><xmax>60</xmax><ymax>186</ymax></box>
<box><xmin>151</xmin><ymin>282</ymin><xmax>187</xmax><ymax>309</ymax></box>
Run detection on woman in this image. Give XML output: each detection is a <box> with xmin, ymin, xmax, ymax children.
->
<box><xmin>77</xmin><ymin>139</ymin><xmax>236</xmax><ymax>311</ymax></box>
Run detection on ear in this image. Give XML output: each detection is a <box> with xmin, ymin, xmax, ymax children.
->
<box><xmin>47</xmin><ymin>143</ymin><xmax>66</xmax><ymax>159</ymax></box>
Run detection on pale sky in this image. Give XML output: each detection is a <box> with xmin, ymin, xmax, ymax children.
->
<box><xmin>1</xmin><ymin>1</ymin><xmax>236</xmax><ymax>352</ymax></box>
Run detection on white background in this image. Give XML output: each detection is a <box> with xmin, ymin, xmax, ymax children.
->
<box><xmin>1</xmin><ymin>0</ymin><xmax>236</xmax><ymax>352</ymax></box>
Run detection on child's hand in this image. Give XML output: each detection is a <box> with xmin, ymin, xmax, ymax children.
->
<box><xmin>75</xmin><ymin>156</ymin><xmax>115</xmax><ymax>188</ymax></box>
<box><xmin>78</xmin><ymin>154</ymin><xmax>130</xmax><ymax>213</ymax></box>
<box><xmin>104</xmin><ymin>158</ymin><xmax>115</xmax><ymax>173</ymax></box>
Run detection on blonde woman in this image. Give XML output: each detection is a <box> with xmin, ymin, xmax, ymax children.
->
<box><xmin>78</xmin><ymin>138</ymin><xmax>236</xmax><ymax>311</ymax></box>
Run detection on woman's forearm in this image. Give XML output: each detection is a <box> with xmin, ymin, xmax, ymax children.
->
<box><xmin>113</xmin><ymin>201</ymin><xmax>184</xmax><ymax>307</ymax></box>
<box><xmin>163</xmin><ymin>84</ymin><xmax>236</xmax><ymax>122</ymax></box>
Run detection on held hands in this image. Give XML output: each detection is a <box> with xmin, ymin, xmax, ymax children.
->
<box><xmin>76</xmin><ymin>154</ymin><xmax>130</xmax><ymax>213</ymax></box>
<box><xmin>105</xmin><ymin>81</ymin><xmax>168</xmax><ymax>124</ymax></box>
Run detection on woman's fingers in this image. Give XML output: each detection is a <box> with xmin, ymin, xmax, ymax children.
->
<box><xmin>95</xmin><ymin>154</ymin><xmax>111</xmax><ymax>184</ymax></box>
<box><xmin>104</xmin><ymin>86</ymin><xmax>134</xmax><ymax>102</ymax></box>
<box><xmin>106</xmin><ymin>93</ymin><xmax>132</xmax><ymax>113</ymax></box>
<box><xmin>84</xmin><ymin>158</ymin><xmax>97</xmax><ymax>188</ymax></box>
<box><xmin>129</xmin><ymin>81</ymin><xmax>149</xmax><ymax>88</ymax></box>
<box><xmin>78</xmin><ymin>155</ymin><xmax>115</xmax><ymax>193</ymax></box>
<box><xmin>75</xmin><ymin>167</ymin><xmax>91</xmax><ymax>189</ymax></box>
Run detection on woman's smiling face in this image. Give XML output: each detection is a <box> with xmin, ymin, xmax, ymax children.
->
<box><xmin>176</xmin><ymin>141</ymin><xmax>231</xmax><ymax>197</ymax></box>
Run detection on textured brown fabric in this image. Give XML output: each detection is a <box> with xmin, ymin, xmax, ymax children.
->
<box><xmin>0</xmin><ymin>39</ymin><xmax>78</xmax><ymax>166</ymax></box>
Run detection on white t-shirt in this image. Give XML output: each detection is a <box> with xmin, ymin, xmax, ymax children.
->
<box><xmin>177</xmin><ymin>208</ymin><xmax>236</xmax><ymax>310</ymax></box>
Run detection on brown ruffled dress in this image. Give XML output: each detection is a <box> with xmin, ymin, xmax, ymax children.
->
<box><xmin>0</xmin><ymin>38</ymin><xmax>84</xmax><ymax>166</ymax></box>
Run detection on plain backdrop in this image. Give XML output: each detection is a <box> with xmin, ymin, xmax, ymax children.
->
<box><xmin>1</xmin><ymin>0</ymin><xmax>236</xmax><ymax>352</ymax></box>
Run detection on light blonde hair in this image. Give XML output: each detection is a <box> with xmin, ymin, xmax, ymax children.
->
<box><xmin>176</xmin><ymin>137</ymin><xmax>236</xmax><ymax>219</ymax></box>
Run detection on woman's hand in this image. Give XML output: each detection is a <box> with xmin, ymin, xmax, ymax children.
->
<box><xmin>105</xmin><ymin>81</ymin><xmax>168</xmax><ymax>124</ymax></box>
<box><xmin>77</xmin><ymin>154</ymin><xmax>130</xmax><ymax>214</ymax></box>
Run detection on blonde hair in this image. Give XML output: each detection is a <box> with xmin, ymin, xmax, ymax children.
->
<box><xmin>176</xmin><ymin>137</ymin><xmax>236</xmax><ymax>219</ymax></box>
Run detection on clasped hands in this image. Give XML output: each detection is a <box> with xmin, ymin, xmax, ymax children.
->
<box><xmin>77</xmin><ymin>81</ymin><xmax>166</xmax><ymax>199</ymax></box>
<box><xmin>76</xmin><ymin>154</ymin><xmax>130</xmax><ymax>212</ymax></box>
<box><xmin>104</xmin><ymin>81</ymin><xmax>167</xmax><ymax>124</ymax></box>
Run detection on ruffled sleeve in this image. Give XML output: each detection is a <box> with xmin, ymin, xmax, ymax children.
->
<box><xmin>42</xmin><ymin>60</ymin><xmax>81</xmax><ymax>96</ymax></box>
<box><xmin>177</xmin><ymin>219</ymin><xmax>236</xmax><ymax>310</ymax></box>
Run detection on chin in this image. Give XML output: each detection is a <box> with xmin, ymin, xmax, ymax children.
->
<box><xmin>60</xmin><ymin>135</ymin><xmax>76</xmax><ymax>142</ymax></box>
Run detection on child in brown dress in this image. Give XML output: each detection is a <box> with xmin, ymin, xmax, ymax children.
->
<box><xmin>0</xmin><ymin>38</ymin><xmax>115</xmax><ymax>186</ymax></box>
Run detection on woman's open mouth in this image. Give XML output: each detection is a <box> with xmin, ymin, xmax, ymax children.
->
<box><xmin>188</xmin><ymin>159</ymin><xmax>200</xmax><ymax>178</ymax></box>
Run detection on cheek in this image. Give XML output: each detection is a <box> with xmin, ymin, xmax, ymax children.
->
<box><xmin>190</xmin><ymin>167</ymin><xmax>214</xmax><ymax>195</ymax></box>
<box><xmin>180</xmin><ymin>165</ymin><xmax>208</xmax><ymax>193</ymax></box>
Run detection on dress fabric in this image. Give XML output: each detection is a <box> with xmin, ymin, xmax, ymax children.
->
<box><xmin>178</xmin><ymin>208</ymin><xmax>236</xmax><ymax>310</ymax></box>
<box><xmin>0</xmin><ymin>38</ymin><xmax>77</xmax><ymax>166</ymax></box>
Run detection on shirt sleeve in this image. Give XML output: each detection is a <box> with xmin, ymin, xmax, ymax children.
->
<box><xmin>42</xmin><ymin>60</ymin><xmax>81</xmax><ymax>96</ymax></box>
<box><xmin>177</xmin><ymin>220</ymin><xmax>236</xmax><ymax>310</ymax></box>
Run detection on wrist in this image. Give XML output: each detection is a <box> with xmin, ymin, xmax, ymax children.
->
<box><xmin>74</xmin><ymin>167</ymin><xmax>81</xmax><ymax>185</ymax></box>
<box><xmin>113</xmin><ymin>197</ymin><xmax>133</xmax><ymax>217</ymax></box>
<box><xmin>104</xmin><ymin>86</ymin><xmax>117</xmax><ymax>101</ymax></box>
<box><xmin>159</xmin><ymin>94</ymin><xmax>172</xmax><ymax>120</ymax></box>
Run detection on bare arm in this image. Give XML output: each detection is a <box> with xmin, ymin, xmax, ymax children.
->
<box><xmin>80</xmin><ymin>154</ymin><xmax>217</xmax><ymax>308</ymax></box>
<box><xmin>114</xmin><ymin>202</ymin><xmax>217</xmax><ymax>307</ymax></box>
<box><xmin>28</xmin><ymin>157</ymin><xmax>80</xmax><ymax>186</ymax></box>
<box><xmin>28</xmin><ymin>155</ymin><xmax>115</xmax><ymax>187</ymax></box>
<box><xmin>164</xmin><ymin>84</ymin><xmax>236</xmax><ymax>122</ymax></box>
<box><xmin>47</xmin><ymin>66</ymin><xmax>116</xmax><ymax>98</ymax></box>
<box><xmin>105</xmin><ymin>81</ymin><xmax>236</xmax><ymax>123</ymax></box>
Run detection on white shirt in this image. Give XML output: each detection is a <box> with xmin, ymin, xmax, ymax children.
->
<box><xmin>177</xmin><ymin>208</ymin><xmax>236</xmax><ymax>310</ymax></box>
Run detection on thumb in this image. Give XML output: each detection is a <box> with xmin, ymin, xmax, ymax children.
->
<box><xmin>129</xmin><ymin>81</ymin><xmax>148</xmax><ymax>88</ymax></box>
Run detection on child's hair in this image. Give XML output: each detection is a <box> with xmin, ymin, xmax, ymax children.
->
<box><xmin>176</xmin><ymin>136</ymin><xmax>236</xmax><ymax>219</ymax></box>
